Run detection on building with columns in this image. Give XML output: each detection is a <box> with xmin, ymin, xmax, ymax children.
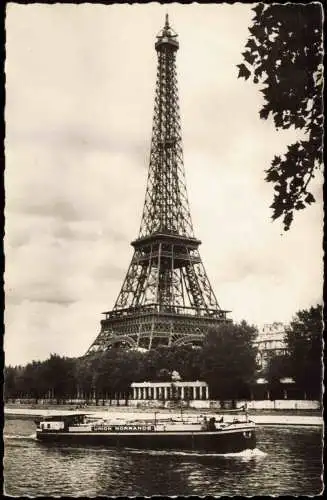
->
<box><xmin>131</xmin><ymin>381</ymin><xmax>209</xmax><ymax>401</ymax></box>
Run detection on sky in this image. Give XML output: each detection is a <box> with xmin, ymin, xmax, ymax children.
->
<box><xmin>5</xmin><ymin>3</ymin><xmax>323</xmax><ymax>366</ymax></box>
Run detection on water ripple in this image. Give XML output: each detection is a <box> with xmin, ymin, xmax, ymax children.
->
<box><xmin>4</xmin><ymin>420</ymin><xmax>323</xmax><ymax>497</ymax></box>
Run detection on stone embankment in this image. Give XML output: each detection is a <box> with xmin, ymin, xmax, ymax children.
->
<box><xmin>4</xmin><ymin>406</ymin><xmax>323</xmax><ymax>426</ymax></box>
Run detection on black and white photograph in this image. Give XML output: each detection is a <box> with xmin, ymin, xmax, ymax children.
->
<box><xmin>4</xmin><ymin>1</ymin><xmax>323</xmax><ymax>496</ymax></box>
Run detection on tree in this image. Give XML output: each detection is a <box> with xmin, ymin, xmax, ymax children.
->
<box><xmin>142</xmin><ymin>346</ymin><xmax>171</xmax><ymax>381</ymax></box>
<box><xmin>4</xmin><ymin>361</ymin><xmax>48</xmax><ymax>402</ymax></box>
<box><xmin>112</xmin><ymin>349</ymin><xmax>146</xmax><ymax>403</ymax></box>
<box><xmin>285</xmin><ymin>304</ymin><xmax>322</xmax><ymax>399</ymax></box>
<box><xmin>238</xmin><ymin>3</ymin><xmax>323</xmax><ymax>230</ymax></box>
<box><xmin>264</xmin><ymin>352</ymin><xmax>291</xmax><ymax>382</ymax></box>
<box><xmin>43</xmin><ymin>354</ymin><xmax>77</xmax><ymax>403</ymax></box>
<box><xmin>75</xmin><ymin>354</ymin><xmax>96</xmax><ymax>401</ymax></box>
<box><xmin>200</xmin><ymin>321</ymin><xmax>258</xmax><ymax>400</ymax></box>
<box><xmin>10</xmin><ymin>366</ymin><xmax>26</xmax><ymax>399</ymax></box>
<box><xmin>22</xmin><ymin>361</ymin><xmax>49</xmax><ymax>402</ymax></box>
<box><xmin>4</xmin><ymin>365</ymin><xmax>19</xmax><ymax>400</ymax></box>
<box><xmin>171</xmin><ymin>344</ymin><xmax>202</xmax><ymax>381</ymax></box>
<box><xmin>4</xmin><ymin>357</ymin><xmax>78</xmax><ymax>403</ymax></box>
<box><xmin>91</xmin><ymin>352</ymin><xmax>114</xmax><ymax>403</ymax></box>
<box><xmin>142</xmin><ymin>344</ymin><xmax>202</xmax><ymax>384</ymax></box>
<box><xmin>264</xmin><ymin>352</ymin><xmax>292</xmax><ymax>400</ymax></box>
<box><xmin>87</xmin><ymin>348</ymin><xmax>146</xmax><ymax>404</ymax></box>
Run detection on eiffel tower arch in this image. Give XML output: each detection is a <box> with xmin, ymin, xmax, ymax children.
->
<box><xmin>87</xmin><ymin>16</ymin><xmax>231</xmax><ymax>354</ymax></box>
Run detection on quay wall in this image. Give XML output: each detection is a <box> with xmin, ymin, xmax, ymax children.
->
<box><xmin>235</xmin><ymin>400</ymin><xmax>321</xmax><ymax>411</ymax></box>
<box><xmin>6</xmin><ymin>398</ymin><xmax>321</xmax><ymax>411</ymax></box>
<box><xmin>130</xmin><ymin>399</ymin><xmax>321</xmax><ymax>411</ymax></box>
<box><xmin>5</xmin><ymin>406</ymin><xmax>323</xmax><ymax>426</ymax></box>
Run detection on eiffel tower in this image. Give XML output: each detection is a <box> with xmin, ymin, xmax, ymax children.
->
<box><xmin>87</xmin><ymin>15</ymin><xmax>230</xmax><ymax>354</ymax></box>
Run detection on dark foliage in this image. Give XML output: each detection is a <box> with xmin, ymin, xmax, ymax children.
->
<box><xmin>4</xmin><ymin>321</ymin><xmax>258</xmax><ymax>402</ymax></box>
<box><xmin>238</xmin><ymin>3</ymin><xmax>323</xmax><ymax>230</ymax></box>
<box><xmin>285</xmin><ymin>304</ymin><xmax>323</xmax><ymax>399</ymax></box>
<box><xmin>200</xmin><ymin>321</ymin><xmax>258</xmax><ymax>400</ymax></box>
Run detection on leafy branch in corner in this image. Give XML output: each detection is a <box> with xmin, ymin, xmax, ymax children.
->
<box><xmin>237</xmin><ymin>3</ymin><xmax>323</xmax><ymax>230</ymax></box>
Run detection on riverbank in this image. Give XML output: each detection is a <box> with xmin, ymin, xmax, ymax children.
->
<box><xmin>4</xmin><ymin>405</ymin><xmax>323</xmax><ymax>426</ymax></box>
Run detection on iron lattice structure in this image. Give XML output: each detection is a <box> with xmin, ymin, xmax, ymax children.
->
<box><xmin>87</xmin><ymin>16</ymin><xmax>230</xmax><ymax>354</ymax></box>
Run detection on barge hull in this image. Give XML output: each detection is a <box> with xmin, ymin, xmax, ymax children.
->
<box><xmin>36</xmin><ymin>429</ymin><xmax>256</xmax><ymax>453</ymax></box>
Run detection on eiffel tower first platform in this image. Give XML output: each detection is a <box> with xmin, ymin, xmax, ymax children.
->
<box><xmin>87</xmin><ymin>16</ymin><xmax>231</xmax><ymax>354</ymax></box>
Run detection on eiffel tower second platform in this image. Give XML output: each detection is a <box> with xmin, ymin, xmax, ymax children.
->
<box><xmin>87</xmin><ymin>16</ymin><xmax>230</xmax><ymax>354</ymax></box>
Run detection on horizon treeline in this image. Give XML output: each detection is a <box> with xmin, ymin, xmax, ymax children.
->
<box><xmin>4</xmin><ymin>306</ymin><xmax>322</xmax><ymax>403</ymax></box>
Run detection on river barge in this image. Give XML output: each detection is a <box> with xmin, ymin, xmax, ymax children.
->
<box><xmin>35</xmin><ymin>411</ymin><xmax>256</xmax><ymax>453</ymax></box>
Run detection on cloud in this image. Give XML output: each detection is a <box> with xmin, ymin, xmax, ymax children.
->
<box><xmin>23</xmin><ymin>200</ymin><xmax>82</xmax><ymax>222</ymax></box>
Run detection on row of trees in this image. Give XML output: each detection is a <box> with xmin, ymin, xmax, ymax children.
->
<box><xmin>5</xmin><ymin>321</ymin><xmax>258</xmax><ymax>403</ymax></box>
<box><xmin>4</xmin><ymin>305</ymin><xmax>323</xmax><ymax>403</ymax></box>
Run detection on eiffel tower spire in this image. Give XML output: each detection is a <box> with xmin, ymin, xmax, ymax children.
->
<box><xmin>139</xmin><ymin>14</ymin><xmax>193</xmax><ymax>239</ymax></box>
<box><xmin>87</xmin><ymin>17</ymin><xmax>230</xmax><ymax>354</ymax></box>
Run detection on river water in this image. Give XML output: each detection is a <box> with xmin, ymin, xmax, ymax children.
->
<box><xmin>4</xmin><ymin>419</ymin><xmax>323</xmax><ymax>496</ymax></box>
